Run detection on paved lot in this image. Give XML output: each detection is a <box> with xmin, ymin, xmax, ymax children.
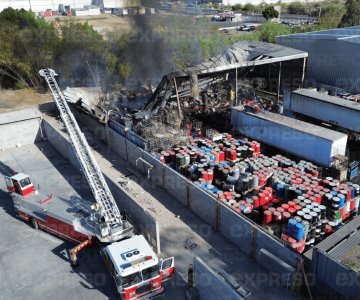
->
<box><xmin>63</xmin><ymin>114</ymin><xmax>296</xmax><ymax>300</ymax></box>
<box><xmin>0</xmin><ymin>143</ymin><xmax>184</xmax><ymax>300</ymax></box>
<box><xmin>0</xmin><ymin>116</ymin><xmax>295</xmax><ymax>300</ymax></box>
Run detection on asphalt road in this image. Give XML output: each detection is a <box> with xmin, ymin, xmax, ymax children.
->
<box><xmin>0</xmin><ymin>115</ymin><xmax>295</xmax><ymax>300</ymax></box>
<box><xmin>0</xmin><ymin>143</ymin><xmax>186</xmax><ymax>300</ymax></box>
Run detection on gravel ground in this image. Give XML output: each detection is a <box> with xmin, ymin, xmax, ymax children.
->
<box><xmin>0</xmin><ymin>89</ymin><xmax>50</xmax><ymax>113</ymax></box>
<box><xmin>47</xmin><ymin>14</ymin><xmax>131</xmax><ymax>35</ymax></box>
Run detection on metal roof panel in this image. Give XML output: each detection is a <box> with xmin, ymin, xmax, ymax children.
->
<box><xmin>293</xmin><ymin>89</ymin><xmax>360</xmax><ymax>112</ymax></box>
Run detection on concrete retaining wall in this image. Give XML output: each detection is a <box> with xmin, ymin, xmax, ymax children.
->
<box><xmin>143</xmin><ymin>151</ymin><xmax>163</xmax><ymax>187</ymax></box>
<box><xmin>42</xmin><ymin>119</ymin><xmax>82</xmax><ymax>172</ymax></box>
<box><xmin>71</xmin><ymin>111</ymin><xmax>302</xmax><ymax>279</ymax></box>
<box><xmin>163</xmin><ymin>167</ymin><xmax>188</xmax><ymax>207</ymax></box>
<box><xmin>219</xmin><ymin>206</ymin><xmax>253</xmax><ymax>257</ymax></box>
<box><xmin>138</xmin><ymin>154</ymin><xmax>301</xmax><ymax>278</ymax></box>
<box><xmin>188</xmin><ymin>182</ymin><xmax>217</xmax><ymax>228</ymax></box>
<box><xmin>72</xmin><ymin>109</ymin><xmax>107</xmax><ymax>141</ymax></box>
<box><xmin>256</xmin><ymin>228</ymin><xmax>299</xmax><ymax>268</ymax></box>
<box><xmin>107</xmin><ymin>126</ymin><xmax>128</xmax><ymax>159</ymax></box>
<box><xmin>126</xmin><ymin>141</ymin><xmax>144</xmax><ymax>169</ymax></box>
<box><xmin>194</xmin><ymin>257</ymin><xmax>244</xmax><ymax>300</ymax></box>
<box><xmin>108</xmin><ymin>118</ymin><xmax>148</xmax><ymax>149</ymax></box>
<box><xmin>42</xmin><ymin>119</ymin><xmax>160</xmax><ymax>253</ymax></box>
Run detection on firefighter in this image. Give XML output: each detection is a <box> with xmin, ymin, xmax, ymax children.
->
<box><xmin>187</xmin><ymin>264</ymin><xmax>194</xmax><ymax>288</ymax></box>
<box><xmin>229</xmin><ymin>88</ymin><xmax>235</xmax><ymax>105</ymax></box>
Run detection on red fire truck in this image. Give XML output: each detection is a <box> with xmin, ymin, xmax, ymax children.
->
<box><xmin>3</xmin><ymin>68</ymin><xmax>174</xmax><ymax>300</ymax></box>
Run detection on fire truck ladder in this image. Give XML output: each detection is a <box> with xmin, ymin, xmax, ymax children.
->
<box><xmin>39</xmin><ymin>69</ymin><xmax>123</xmax><ymax>238</ymax></box>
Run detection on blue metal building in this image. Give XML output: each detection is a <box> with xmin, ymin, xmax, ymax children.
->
<box><xmin>276</xmin><ymin>26</ymin><xmax>360</xmax><ymax>93</ymax></box>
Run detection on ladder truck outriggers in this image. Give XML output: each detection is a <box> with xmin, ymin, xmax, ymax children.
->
<box><xmin>4</xmin><ymin>69</ymin><xmax>174</xmax><ymax>300</ymax></box>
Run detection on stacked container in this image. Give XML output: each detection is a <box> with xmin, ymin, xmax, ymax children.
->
<box><xmin>155</xmin><ymin>131</ymin><xmax>360</xmax><ymax>252</ymax></box>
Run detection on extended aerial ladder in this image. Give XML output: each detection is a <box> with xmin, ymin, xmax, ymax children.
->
<box><xmin>4</xmin><ymin>69</ymin><xmax>174</xmax><ymax>297</ymax></box>
<box><xmin>39</xmin><ymin>69</ymin><xmax>129</xmax><ymax>243</ymax></box>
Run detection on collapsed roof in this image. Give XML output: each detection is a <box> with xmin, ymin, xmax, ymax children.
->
<box><xmin>140</xmin><ymin>41</ymin><xmax>308</xmax><ymax>116</ymax></box>
<box><xmin>184</xmin><ymin>40</ymin><xmax>308</xmax><ymax>75</ymax></box>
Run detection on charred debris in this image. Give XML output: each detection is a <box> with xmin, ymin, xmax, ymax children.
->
<box><xmin>63</xmin><ymin>41</ymin><xmax>307</xmax><ymax>152</ymax></box>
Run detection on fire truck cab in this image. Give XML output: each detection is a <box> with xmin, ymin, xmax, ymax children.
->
<box><xmin>101</xmin><ymin>235</ymin><xmax>174</xmax><ymax>300</ymax></box>
<box><xmin>5</xmin><ymin>173</ymin><xmax>35</xmax><ymax>196</ymax></box>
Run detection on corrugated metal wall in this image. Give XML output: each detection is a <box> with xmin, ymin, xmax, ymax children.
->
<box><xmin>276</xmin><ymin>36</ymin><xmax>360</xmax><ymax>93</ymax></box>
<box><xmin>312</xmin><ymin>248</ymin><xmax>360</xmax><ymax>299</ymax></box>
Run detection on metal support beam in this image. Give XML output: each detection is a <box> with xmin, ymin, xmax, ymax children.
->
<box><xmin>235</xmin><ymin>68</ymin><xmax>238</xmax><ymax>106</ymax></box>
<box><xmin>268</xmin><ymin>64</ymin><xmax>271</xmax><ymax>92</ymax></box>
<box><xmin>277</xmin><ymin>62</ymin><xmax>282</xmax><ymax>103</ymax></box>
<box><xmin>173</xmin><ymin>78</ymin><xmax>183</xmax><ymax>120</ymax></box>
<box><xmin>301</xmin><ymin>57</ymin><xmax>307</xmax><ymax>88</ymax></box>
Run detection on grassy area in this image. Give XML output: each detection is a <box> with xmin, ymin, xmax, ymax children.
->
<box><xmin>0</xmin><ymin>7</ymin><xmax>341</xmax><ymax>92</ymax></box>
<box><xmin>47</xmin><ymin>14</ymin><xmax>131</xmax><ymax>35</ymax></box>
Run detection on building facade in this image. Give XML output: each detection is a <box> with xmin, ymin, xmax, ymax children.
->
<box><xmin>0</xmin><ymin>0</ymin><xmax>139</xmax><ymax>12</ymax></box>
<box><xmin>277</xmin><ymin>26</ymin><xmax>360</xmax><ymax>93</ymax></box>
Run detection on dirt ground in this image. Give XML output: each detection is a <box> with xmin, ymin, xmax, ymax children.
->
<box><xmin>0</xmin><ymin>89</ymin><xmax>51</xmax><ymax>113</ymax></box>
<box><xmin>47</xmin><ymin>14</ymin><xmax>131</xmax><ymax>35</ymax></box>
<box><xmin>340</xmin><ymin>244</ymin><xmax>360</xmax><ymax>273</ymax></box>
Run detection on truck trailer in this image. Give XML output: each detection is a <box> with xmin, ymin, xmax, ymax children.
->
<box><xmin>285</xmin><ymin>89</ymin><xmax>360</xmax><ymax>140</ymax></box>
<box><xmin>231</xmin><ymin>107</ymin><xmax>348</xmax><ymax>167</ymax></box>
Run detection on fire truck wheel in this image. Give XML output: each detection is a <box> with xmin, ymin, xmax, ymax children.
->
<box><xmin>70</xmin><ymin>259</ymin><xmax>79</xmax><ymax>267</ymax></box>
<box><xmin>67</xmin><ymin>249</ymin><xmax>79</xmax><ymax>267</ymax></box>
<box><xmin>30</xmin><ymin>217</ymin><xmax>39</xmax><ymax>230</ymax></box>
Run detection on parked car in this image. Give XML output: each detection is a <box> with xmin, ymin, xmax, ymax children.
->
<box><xmin>212</xmin><ymin>15</ymin><xmax>226</xmax><ymax>22</ymax></box>
<box><xmin>237</xmin><ymin>25</ymin><xmax>250</xmax><ymax>32</ymax></box>
<box><xmin>249</xmin><ymin>25</ymin><xmax>257</xmax><ymax>31</ymax></box>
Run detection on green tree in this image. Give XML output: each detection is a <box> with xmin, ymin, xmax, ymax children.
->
<box><xmin>0</xmin><ymin>7</ymin><xmax>38</xmax><ymax>29</ymax></box>
<box><xmin>105</xmin><ymin>31</ymin><xmax>133</xmax><ymax>81</ymax></box>
<box><xmin>339</xmin><ymin>0</ymin><xmax>360</xmax><ymax>27</ymax></box>
<box><xmin>288</xmin><ymin>1</ymin><xmax>306</xmax><ymax>15</ymax></box>
<box><xmin>243</xmin><ymin>3</ymin><xmax>256</xmax><ymax>12</ymax></box>
<box><xmin>262</xmin><ymin>6</ymin><xmax>279</xmax><ymax>20</ymax></box>
<box><xmin>258</xmin><ymin>22</ymin><xmax>291</xmax><ymax>43</ymax></box>
<box><xmin>0</xmin><ymin>27</ymin><xmax>31</xmax><ymax>88</ymax></box>
<box><xmin>56</xmin><ymin>22</ymin><xmax>107</xmax><ymax>87</ymax></box>
<box><xmin>232</xmin><ymin>4</ymin><xmax>242</xmax><ymax>11</ymax></box>
<box><xmin>0</xmin><ymin>8</ymin><xmax>59</xmax><ymax>89</ymax></box>
<box><xmin>212</xmin><ymin>3</ymin><xmax>220</xmax><ymax>9</ymax></box>
<box><xmin>320</xmin><ymin>3</ymin><xmax>346</xmax><ymax>28</ymax></box>
<box><xmin>119</xmin><ymin>62</ymin><xmax>132</xmax><ymax>81</ymax></box>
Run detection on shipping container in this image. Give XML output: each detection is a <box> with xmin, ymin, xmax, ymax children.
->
<box><xmin>285</xmin><ymin>89</ymin><xmax>360</xmax><ymax>133</ymax></box>
<box><xmin>230</xmin><ymin>108</ymin><xmax>348</xmax><ymax>167</ymax></box>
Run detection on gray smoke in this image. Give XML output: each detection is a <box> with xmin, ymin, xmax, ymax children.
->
<box><xmin>125</xmin><ymin>15</ymin><xmax>174</xmax><ymax>89</ymax></box>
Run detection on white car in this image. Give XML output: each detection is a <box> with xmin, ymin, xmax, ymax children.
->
<box><xmin>237</xmin><ymin>25</ymin><xmax>250</xmax><ymax>31</ymax></box>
